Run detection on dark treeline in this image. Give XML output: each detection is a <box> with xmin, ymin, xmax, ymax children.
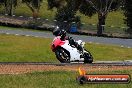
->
<box><xmin>0</xmin><ymin>0</ymin><xmax>132</xmax><ymax>35</ymax></box>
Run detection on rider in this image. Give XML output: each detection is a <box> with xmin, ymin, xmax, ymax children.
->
<box><xmin>52</xmin><ymin>26</ymin><xmax>83</xmax><ymax>52</ymax></box>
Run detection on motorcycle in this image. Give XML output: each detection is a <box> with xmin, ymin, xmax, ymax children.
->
<box><xmin>51</xmin><ymin>36</ymin><xmax>93</xmax><ymax>63</ymax></box>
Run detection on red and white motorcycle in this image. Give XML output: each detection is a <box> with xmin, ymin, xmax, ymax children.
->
<box><xmin>51</xmin><ymin>36</ymin><xmax>93</xmax><ymax>63</ymax></box>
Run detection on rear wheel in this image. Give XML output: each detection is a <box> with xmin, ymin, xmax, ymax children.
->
<box><xmin>55</xmin><ymin>48</ymin><xmax>70</xmax><ymax>63</ymax></box>
<box><xmin>83</xmin><ymin>49</ymin><xmax>93</xmax><ymax>63</ymax></box>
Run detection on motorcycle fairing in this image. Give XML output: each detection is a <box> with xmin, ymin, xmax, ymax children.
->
<box><xmin>61</xmin><ymin>41</ymin><xmax>84</xmax><ymax>62</ymax></box>
<box><xmin>51</xmin><ymin>36</ymin><xmax>65</xmax><ymax>52</ymax></box>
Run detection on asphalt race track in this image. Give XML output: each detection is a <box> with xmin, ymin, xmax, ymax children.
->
<box><xmin>0</xmin><ymin>61</ymin><xmax>131</xmax><ymax>66</ymax></box>
<box><xmin>0</xmin><ymin>29</ymin><xmax>132</xmax><ymax>47</ymax></box>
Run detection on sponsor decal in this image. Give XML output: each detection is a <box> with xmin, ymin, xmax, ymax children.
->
<box><xmin>77</xmin><ymin>67</ymin><xmax>131</xmax><ymax>84</ymax></box>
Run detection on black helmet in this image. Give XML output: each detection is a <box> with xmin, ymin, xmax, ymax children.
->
<box><xmin>60</xmin><ymin>29</ymin><xmax>66</xmax><ymax>37</ymax></box>
<box><xmin>53</xmin><ymin>26</ymin><xmax>60</xmax><ymax>36</ymax></box>
<box><xmin>53</xmin><ymin>26</ymin><xmax>66</xmax><ymax>37</ymax></box>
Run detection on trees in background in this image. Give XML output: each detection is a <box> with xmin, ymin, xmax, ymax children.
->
<box><xmin>124</xmin><ymin>0</ymin><xmax>132</xmax><ymax>35</ymax></box>
<box><xmin>22</xmin><ymin>0</ymin><xmax>42</xmax><ymax>18</ymax></box>
<box><xmin>80</xmin><ymin>0</ymin><xmax>122</xmax><ymax>36</ymax></box>
<box><xmin>0</xmin><ymin>0</ymin><xmax>43</xmax><ymax>18</ymax></box>
<box><xmin>48</xmin><ymin>0</ymin><xmax>122</xmax><ymax>35</ymax></box>
<box><xmin>0</xmin><ymin>0</ymin><xmax>131</xmax><ymax>36</ymax></box>
<box><xmin>47</xmin><ymin>0</ymin><xmax>66</xmax><ymax>9</ymax></box>
<box><xmin>48</xmin><ymin>0</ymin><xmax>81</xmax><ymax>31</ymax></box>
<box><xmin>0</xmin><ymin>0</ymin><xmax>20</xmax><ymax>16</ymax></box>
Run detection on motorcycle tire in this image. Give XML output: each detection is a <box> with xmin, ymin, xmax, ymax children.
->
<box><xmin>55</xmin><ymin>48</ymin><xmax>70</xmax><ymax>63</ymax></box>
<box><xmin>83</xmin><ymin>49</ymin><xmax>93</xmax><ymax>63</ymax></box>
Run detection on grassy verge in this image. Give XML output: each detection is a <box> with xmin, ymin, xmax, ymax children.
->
<box><xmin>0</xmin><ymin>34</ymin><xmax>132</xmax><ymax>62</ymax></box>
<box><xmin>0</xmin><ymin>70</ymin><xmax>131</xmax><ymax>88</ymax></box>
<box><xmin>85</xmin><ymin>43</ymin><xmax>132</xmax><ymax>61</ymax></box>
<box><xmin>78</xmin><ymin>10</ymin><xmax>126</xmax><ymax>27</ymax></box>
<box><xmin>0</xmin><ymin>26</ymin><xmax>31</xmax><ymax>30</ymax></box>
<box><xmin>0</xmin><ymin>26</ymin><xmax>46</xmax><ymax>32</ymax></box>
<box><xmin>0</xmin><ymin>34</ymin><xmax>56</xmax><ymax>62</ymax></box>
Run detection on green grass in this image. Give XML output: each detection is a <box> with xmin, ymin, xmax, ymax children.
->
<box><xmin>0</xmin><ymin>25</ymin><xmax>46</xmax><ymax>32</ymax></box>
<box><xmin>0</xmin><ymin>25</ymin><xmax>31</xmax><ymax>30</ymax></box>
<box><xmin>0</xmin><ymin>70</ymin><xmax>131</xmax><ymax>88</ymax></box>
<box><xmin>85</xmin><ymin>43</ymin><xmax>132</xmax><ymax>61</ymax></box>
<box><xmin>0</xmin><ymin>34</ymin><xmax>132</xmax><ymax>62</ymax></box>
<box><xmin>78</xmin><ymin>11</ymin><xmax>126</xmax><ymax>27</ymax></box>
<box><xmin>0</xmin><ymin>34</ymin><xmax>56</xmax><ymax>62</ymax></box>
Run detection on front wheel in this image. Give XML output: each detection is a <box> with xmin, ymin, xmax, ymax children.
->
<box><xmin>83</xmin><ymin>49</ymin><xmax>93</xmax><ymax>63</ymax></box>
<box><xmin>55</xmin><ymin>48</ymin><xmax>70</xmax><ymax>63</ymax></box>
